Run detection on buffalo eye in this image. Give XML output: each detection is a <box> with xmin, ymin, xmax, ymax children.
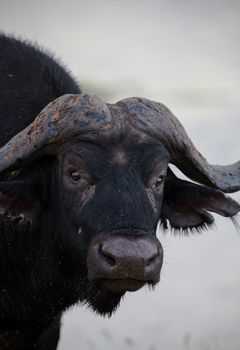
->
<box><xmin>70</xmin><ymin>171</ymin><xmax>81</xmax><ymax>182</ymax></box>
<box><xmin>155</xmin><ymin>175</ymin><xmax>165</xmax><ymax>190</ymax></box>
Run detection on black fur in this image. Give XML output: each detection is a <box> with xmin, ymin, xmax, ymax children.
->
<box><xmin>0</xmin><ymin>34</ymin><xmax>81</xmax><ymax>349</ymax></box>
<box><xmin>0</xmin><ymin>34</ymin><xmax>80</xmax><ymax>148</ymax></box>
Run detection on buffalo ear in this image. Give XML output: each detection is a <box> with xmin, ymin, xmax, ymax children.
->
<box><xmin>161</xmin><ymin>169</ymin><xmax>240</xmax><ymax>232</ymax></box>
<box><xmin>0</xmin><ymin>180</ymin><xmax>41</xmax><ymax>228</ymax></box>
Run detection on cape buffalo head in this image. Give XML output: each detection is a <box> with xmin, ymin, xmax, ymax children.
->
<box><xmin>0</xmin><ymin>93</ymin><xmax>239</xmax><ymax>316</ymax></box>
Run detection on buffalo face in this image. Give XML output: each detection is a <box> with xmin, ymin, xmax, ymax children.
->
<box><xmin>59</xmin><ymin>139</ymin><xmax>169</xmax><ymax>295</ymax></box>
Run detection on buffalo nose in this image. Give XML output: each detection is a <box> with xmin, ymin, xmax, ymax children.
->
<box><xmin>101</xmin><ymin>238</ymin><xmax>159</xmax><ymax>268</ymax></box>
<box><xmin>87</xmin><ymin>234</ymin><xmax>163</xmax><ymax>292</ymax></box>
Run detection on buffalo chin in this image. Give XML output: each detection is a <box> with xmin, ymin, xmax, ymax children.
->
<box><xmin>83</xmin><ymin>278</ymin><xmax>158</xmax><ymax>316</ymax></box>
<box><xmin>84</xmin><ymin>285</ymin><xmax>124</xmax><ymax>316</ymax></box>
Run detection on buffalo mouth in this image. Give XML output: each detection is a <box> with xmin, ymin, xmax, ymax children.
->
<box><xmin>98</xmin><ymin>278</ymin><xmax>154</xmax><ymax>293</ymax></box>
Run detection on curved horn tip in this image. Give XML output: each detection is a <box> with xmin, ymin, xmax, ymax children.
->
<box><xmin>214</xmin><ymin>161</ymin><xmax>240</xmax><ymax>193</ymax></box>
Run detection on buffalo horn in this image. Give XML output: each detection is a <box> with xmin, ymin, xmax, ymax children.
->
<box><xmin>118</xmin><ymin>97</ymin><xmax>240</xmax><ymax>193</ymax></box>
<box><xmin>0</xmin><ymin>93</ymin><xmax>112</xmax><ymax>173</ymax></box>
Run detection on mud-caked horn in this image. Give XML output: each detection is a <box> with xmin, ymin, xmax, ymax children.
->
<box><xmin>0</xmin><ymin>93</ymin><xmax>112</xmax><ymax>173</ymax></box>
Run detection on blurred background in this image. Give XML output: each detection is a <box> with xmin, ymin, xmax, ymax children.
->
<box><xmin>0</xmin><ymin>0</ymin><xmax>240</xmax><ymax>349</ymax></box>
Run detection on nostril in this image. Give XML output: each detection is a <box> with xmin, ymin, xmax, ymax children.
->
<box><xmin>99</xmin><ymin>244</ymin><xmax>116</xmax><ymax>267</ymax></box>
<box><xmin>145</xmin><ymin>251</ymin><xmax>159</xmax><ymax>266</ymax></box>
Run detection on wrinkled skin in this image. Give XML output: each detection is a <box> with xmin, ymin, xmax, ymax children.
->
<box><xmin>0</xmin><ymin>35</ymin><xmax>239</xmax><ymax>350</ymax></box>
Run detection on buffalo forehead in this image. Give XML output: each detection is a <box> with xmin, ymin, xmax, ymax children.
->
<box><xmin>112</xmin><ymin>150</ymin><xmax>128</xmax><ymax>166</ymax></box>
<box><xmin>57</xmin><ymin>101</ymin><xmax>170</xmax><ymax>166</ymax></box>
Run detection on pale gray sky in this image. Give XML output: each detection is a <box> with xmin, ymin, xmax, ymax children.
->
<box><xmin>1</xmin><ymin>0</ymin><xmax>240</xmax><ymax>103</ymax></box>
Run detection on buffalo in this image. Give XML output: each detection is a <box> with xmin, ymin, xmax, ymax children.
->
<box><xmin>0</xmin><ymin>34</ymin><xmax>239</xmax><ymax>350</ymax></box>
